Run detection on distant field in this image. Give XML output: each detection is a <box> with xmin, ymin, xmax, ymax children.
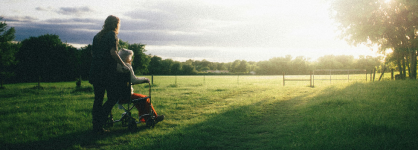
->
<box><xmin>1</xmin><ymin>74</ymin><xmax>416</xmax><ymax>149</ymax></box>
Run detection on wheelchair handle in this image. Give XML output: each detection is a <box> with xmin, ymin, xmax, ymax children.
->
<box><xmin>148</xmin><ymin>82</ymin><xmax>151</xmax><ymax>103</ymax></box>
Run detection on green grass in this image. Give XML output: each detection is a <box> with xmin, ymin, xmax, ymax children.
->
<box><xmin>1</xmin><ymin>75</ymin><xmax>417</xmax><ymax>149</ymax></box>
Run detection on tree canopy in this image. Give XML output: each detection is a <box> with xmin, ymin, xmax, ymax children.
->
<box><xmin>0</xmin><ymin>17</ymin><xmax>19</xmax><ymax>88</ymax></box>
<box><xmin>330</xmin><ymin>0</ymin><xmax>418</xmax><ymax>79</ymax></box>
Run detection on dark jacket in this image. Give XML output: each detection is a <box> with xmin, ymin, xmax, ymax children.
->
<box><xmin>89</xmin><ymin>31</ymin><xmax>118</xmax><ymax>84</ymax></box>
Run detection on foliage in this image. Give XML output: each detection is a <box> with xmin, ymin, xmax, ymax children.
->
<box><xmin>0</xmin><ymin>17</ymin><xmax>19</xmax><ymax>88</ymax></box>
<box><xmin>1</xmin><ymin>33</ymin><xmax>385</xmax><ymax>84</ymax></box>
<box><xmin>118</xmin><ymin>39</ymin><xmax>150</xmax><ymax>74</ymax></box>
<box><xmin>15</xmin><ymin>34</ymin><xmax>79</xmax><ymax>83</ymax></box>
<box><xmin>330</xmin><ymin>0</ymin><xmax>418</xmax><ymax>79</ymax></box>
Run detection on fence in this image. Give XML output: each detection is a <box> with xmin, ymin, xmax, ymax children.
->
<box><xmin>312</xmin><ymin>69</ymin><xmax>367</xmax><ymax>86</ymax></box>
<box><xmin>144</xmin><ymin>69</ymin><xmax>369</xmax><ymax>88</ymax></box>
<box><xmin>282</xmin><ymin>72</ymin><xmax>313</xmax><ymax>87</ymax></box>
<box><xmin>282</xmin><ymin>69</ymin><xmax>368</xmax><ymax>87</ymax></box>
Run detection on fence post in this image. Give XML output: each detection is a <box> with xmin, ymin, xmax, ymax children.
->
<box><xmin>152</xmin><ymin>75</ymin><xmax>154</xmax><ymax>85</ymax></box>
<box><xmin>391</xmin><ymin>69</ymin><xmax>394</xmax><ymax>80</ymax></box>
<box><xmin>348</xmin><ymin>70</ymin><xmax>350</xmax><ymax>82</ymax></box>
<box><xmin>175</xmin><ymin>75</ymin><xmax>177</xmax><ymax>85</ymax></box>
<box><xmin>310</xmin><ymin>71</ymin><xmax>312</xmax><ymax>87</ymax></box>
<box><xmin>373</xmin><ymin>68</ymin><xmax>376</xmax><ymax>81</ymax></box>
<box><xmin>283</xmin><ymin>72</ymin><xmax>285</xmax><ymax>86</ymax></box>
<box><xmin>330</xmin><ymin>70</ymin><xmax>332</xmax><ymax>83</ymax></box>
<box><xmin>313</xmin><ymin>70</ymin><xmax>315</xmax><ymax>87</ymax></box>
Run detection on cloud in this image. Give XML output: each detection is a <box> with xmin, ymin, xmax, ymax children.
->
<box><xmin>56</xmin><ymin>6</ymin><xmax>93</xmax><ymax>16</ymax></box>
<box><xmin>35</xmin><ymin>7</ymin><xmax>53</xmax><ymax>11</ymax></box>
<box><xmin>118</xmin><ymin>0</ymin><xmax>330</xmax><ymax>48</ymax></box>
<box><xmin>2</xmin><ymin>16</ymin><xmax>38</xmax><ymax>22</ymax></box>
<box><xmin>6</xmin><ymin>17</ymin><xmax>101</xmax><ymax>44</ymax></box>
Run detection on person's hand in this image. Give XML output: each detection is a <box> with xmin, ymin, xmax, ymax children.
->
<box><xmin>144</xmin><ymin>78</ymin><xmax>150</xmax><ymax>83</ymax></box>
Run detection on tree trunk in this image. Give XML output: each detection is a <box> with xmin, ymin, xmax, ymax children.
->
<box><xmin>410</xmin><ymin>50</ymin><xmax>417</xmax><ymax>79</ymax></box>
<box><xmin>397</xmin><ymin>55</ymin><xmax>403</xmax><ymax>78</ymax></box>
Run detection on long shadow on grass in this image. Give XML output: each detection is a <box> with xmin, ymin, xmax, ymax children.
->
<box><xmin>3</xmin><ymin>125</ymin><xmax>151</xmax><ymax>150</ymax></box>
<box><xmin>121</xmin><ymin>81</ymin><xmax>418</xmax><ymax>149</ymax></box>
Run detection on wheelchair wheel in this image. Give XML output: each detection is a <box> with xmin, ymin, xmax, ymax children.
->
<box><xmin>146</xmin><ymin>118</ymin><xmax>155</xmax><ymax>128</ymax></box>
<box><xmin>128</xmin><ymin>118</ymin><xmax>137</xmax><ymax>130</ymax></box>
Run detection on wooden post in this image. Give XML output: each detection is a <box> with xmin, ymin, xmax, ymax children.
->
<box><xmin>152</xmin><ymin>75</ymin><xmax>154</xmax><ymax>85</ymax></box>
<box><xmin>175</xmin><ymin>75</ymin><xmax>177</xmax><ymax>85</ymax></box>
<box><xmin>391</xmin><ymin>69</ymin><xmax>394</xmax><ymax>80</ymax></box>
<box><xmin>373</xmin><ymin>68</ymin><xmax>376</xmax><ymax>81</ymax></box>
<box><xmin>283</xmin><ymin>72</ymin><xmax>285</xmax><ymax>86</ymax></box>
<box><xmin>310</xmin><ymin>71</ymin><xmax>312</xmax><ymax>87</ymax></box>
<box><xmin>313</xmin><ymin>70</ymin><xmax>315</xmax><ymax>87</ymax></box>
<box><xmin>348</xmin><ymin>70</ymin><xmax>350</xmax><ymax>82</ymax></box>
<box><xmin>330</xmin><ymin>70</ymin><xmax>332</xmax><ymax>83</ymax></box>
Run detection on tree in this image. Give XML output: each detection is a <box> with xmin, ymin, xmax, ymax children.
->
<box><xmin>16</xmin><ymin>34</ymin><xmax>78</xmax><ymax>85</ymax></box>
<box><xmin>316</xmin><ymin>55</ymin><xmax>344</xmax><ymax>69</ymax></box>
<box><xmin>79</xmin><ymin>45</ymin><xmax>93</xmax><ymax>80</ymax></box>
<box><xmin>230</xmin><ymin>60</ymin><xmax>241</xmax><ymax>73</ymax></box>
<box><xmin>148</xmin><ymin>55</ymin><xmax>163</xmax><ymax>75</ymax></box>
<box><xmin>291</xmin><ymin>56</ymin><xmax>309</xmax><ymax>74</ymax></box>
<box><xmin>355</xmin><ymin>55</ymin><xmax>383</xmax><ymax>71</ymax></box>
<box><xmin>331</xmin><ymin>0</ymin><xmax>418</xmax><ymax>79</ymax></box>
<box><xmin>119</xmin><ymin>39</ymin><xmax>150</xmax><ymax>75</ymax></box>
<box><xmin>181</xmin><ymin>64</ymin><xmax>197</xmax><ymax>75</ymax></box>
<box><xmin>161</xmin><ymin>59</ymin><xmax>174</xmax><ymax>75</ymax></box>
<box><xmin>171</xmin><ymin>61</ymin><xmax>182</xmax><ymax>75</ymax></box>
<box><xmin>0</xmin><ymin>18</ymin><xmax>18</xmax><ymax>88</ymax></box>
<box><xmin>216</xmin><ymin>62</ymin><xmax>227</xmax><ymax>71</ymax></box>
<box><xmin>237</xmin><ymin>60</ymin><xmax>248</xmax><ymax>73</ymax></box>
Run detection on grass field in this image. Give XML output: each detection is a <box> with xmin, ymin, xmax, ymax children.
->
<box><xmin>1</xmin><ymin>74</ymin><xmax>417</xmax><ymax>149</ymax></box>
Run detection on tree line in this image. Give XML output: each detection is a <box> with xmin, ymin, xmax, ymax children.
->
<box><xmin>0</xmin><ymin>18</ymin><xmax>389</xmax><ymax>87</ymax></box>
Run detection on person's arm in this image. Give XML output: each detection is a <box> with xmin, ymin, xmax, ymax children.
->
<box><xmin>110</xmin><ymin>47</ymin><xmax>129</xmax><ymax>71</ymax></box>
<box><xmin>127</xmin><ymin>64</ymin><xmax>150</xmax><ymax>84</ymax></box>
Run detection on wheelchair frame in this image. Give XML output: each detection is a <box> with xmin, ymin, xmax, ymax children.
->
<box><xmin>106</xmin><ymin>73</ymin><xmax>156</xmax><ymax>130</ymax></box>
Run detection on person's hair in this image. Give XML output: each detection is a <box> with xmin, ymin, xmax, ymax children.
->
<box><xmin>118</xmin><ymin>48</ymin><xmax>134</xmax><ymax>63</ymax></box>
<box><xmin>97</xmin><ymin>15</ymin><xmax>120</xmax><ymax>41</ymax></box>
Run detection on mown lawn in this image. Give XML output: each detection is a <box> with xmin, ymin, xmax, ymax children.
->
<box><xmin>1</xmin><ymin>75</ymin><xmax>417</xmax><ymax>149</ymax></box>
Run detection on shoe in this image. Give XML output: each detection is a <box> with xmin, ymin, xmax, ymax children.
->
<box><xmin>156</xmin><ymin>115</ymin><xmax>164</xmax><ymax>123</ymax></box>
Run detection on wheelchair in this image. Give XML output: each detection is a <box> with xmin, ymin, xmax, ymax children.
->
<box><xmin>105</xmin><ymin>72</ymin><xmax>156</xmax><ymax>130</ymax></box>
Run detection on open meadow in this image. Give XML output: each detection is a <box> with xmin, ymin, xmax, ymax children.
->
<box><xmin>1</xmin><ymin>74</ymin><xmax>418</xmax><ymax>149</ymax></box>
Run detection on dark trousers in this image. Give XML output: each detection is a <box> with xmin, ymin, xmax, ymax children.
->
<box><xmin>92</xmin><ymin>81</ymin><xmax>123</xmax><ymax>130</ymax></box>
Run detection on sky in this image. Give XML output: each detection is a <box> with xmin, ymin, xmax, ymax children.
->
<box><xmin>1</xmin><ymin>0</ymin><xmax>382</xmax><ymax>62</ymax></box>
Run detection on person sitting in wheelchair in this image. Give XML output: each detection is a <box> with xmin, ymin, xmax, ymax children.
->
<box><xmin>117</xmin><ymin>48</ymin><xmax>164</xmax><ymax>123</ymax></box>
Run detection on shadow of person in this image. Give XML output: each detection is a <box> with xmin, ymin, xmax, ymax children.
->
<box><xmin>4</xmin><ymin>126</ymin><xmax>147</xmax><ymax>150</ymax></box>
